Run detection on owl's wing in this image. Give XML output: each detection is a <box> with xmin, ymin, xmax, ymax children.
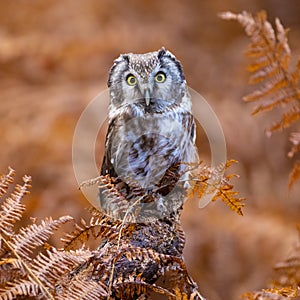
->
<box><xmin>100</xmin><ymin>118</ymin><xmax>118</xmax><ymax>178</ymax></box>
<box><xmin>157</xmin><ymin>112</ymin><xmax>197</xmax><ymax>192</ymax></box>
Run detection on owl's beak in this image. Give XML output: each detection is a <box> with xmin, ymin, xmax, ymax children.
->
<box><xmin>144</xmin><ymin>89</ymin><xmax>151</xmax><ymax>106</ymax></box>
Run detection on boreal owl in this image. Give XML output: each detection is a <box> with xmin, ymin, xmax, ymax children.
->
<box><xmin>99</xmin><ymin>48</ymin><xmax>198</xmax><ymax>222</ymax></box>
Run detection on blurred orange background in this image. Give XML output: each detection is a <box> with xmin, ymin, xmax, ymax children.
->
<box><xmin>1</xmin><ymin>1</ymin><xmax>300</xmax><ymax>299</ymax></box>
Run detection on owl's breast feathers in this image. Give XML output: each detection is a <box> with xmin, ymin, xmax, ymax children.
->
<box><xmin>101</xmin><ymin>104</ymin><xmax>197</xmax><ymax>196</ymax></box>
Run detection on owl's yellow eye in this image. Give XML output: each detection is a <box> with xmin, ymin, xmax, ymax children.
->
<box><xmin>126</xmin><ymin>74</ymin><xmax>137</xmax><ymax>86</ymax></box>
<box><xmin>155</xmin><ymin>72</ymin><xmax>166</xmax><ymax>83</ymax></box>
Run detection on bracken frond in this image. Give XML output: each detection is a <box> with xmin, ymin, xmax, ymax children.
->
<box><xmin>0</xmin><ymin>256</ymin><xmax>28</xmax><ymax>288</ymax></box>
<box><xmin>0</xmin><ymin>167</ymin><xmax>15</xmax><ymax>198</ymax></box>
<box><xmin>56</xmin><ymin>274</ymin><xmax>108</xmax><ymax>300</ymax></box>
<box><xmin>114</xmin><ymin>246</ymin><xmax>187</xmax><ymax>273</ymax></box>
<box><xmin>31</xmin><ymin>247</ymin><xmax>93</xmax><ymax>289</ymax></box>
<box><xmin>288</xmin><ymin>131</ymin><xmax>300</xmax><ymax>158</ymax></box>
<box><xmin>188</xmin><ymin>160</ymin><xmax>244</xmax><ymax>215</ymax></box>
<box><xmin>288</xmin><ymin>161</ymin><xmax>300</xmax><ymax>190</ymax></box>
<box><xmin>61</xmin><ymin>215</ymin><xmax>120</xmax><ymax>250</ymax></box>
<box><xmin>288</xmin><ymin>132</ymin><xmax>300</xmax><ymax>188</ymax></box>
<box><xmin>11</xmin><ymin>216</ymin><xmax>73</xmax><ymax>260</ymax></box>
<box><xmin>220</xmin><ymin>11</ymin><xmax>300</xmax><ymax>134</ymax></box>
<box><xmin>220</xmin><ymin>10</ymin><xmax>300</xmax><ymax>188</ymax></box>
<box><xmin>0</xmin><ymin>279</ymin><xmax>41</xmax><ymax>300</ymax></box>
<box><xmin>113</xmin><ymin>281</ymin><xmax>175</xmax><ymax>299</ymax></box>
<box><xmin>273</xmin><ymin>239</ymin><xmax>300</xmax><ymax>288</ymax></box>
<box><xmin>80</xmin><ymin>175</ymin><xmax>131</xmax><ymax>221</ymax></box>
<box><xmin>241</xmin><ymin>287</ymin><xmax>300</xmax><ymax>299</ymax></box>
<box><xmin>242</xmin><ymin>229</ymin><xmax>300</xmax><ymax>298</ymax></box>
<box><xmin>0</xmin><ymin>172</ymin><xmax>31</xmax><ymax>237</ymax></box>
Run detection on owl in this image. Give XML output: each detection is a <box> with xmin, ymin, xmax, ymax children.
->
<box><xmin>99</xmin><ymin>48</ymin><xmax>198</xmax><ymax>221</ymax></box>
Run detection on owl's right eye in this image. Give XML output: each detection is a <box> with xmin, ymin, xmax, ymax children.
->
<box><xmin>126</xmin><ymin>74</ymin><xmax>137</xmax><ymax>86</ymax></box>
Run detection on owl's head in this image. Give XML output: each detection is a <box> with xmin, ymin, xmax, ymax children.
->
<box><xmin>107</xmin><ymin>48</ymin><xmax>190</xmax><ymax>115</ymax></box>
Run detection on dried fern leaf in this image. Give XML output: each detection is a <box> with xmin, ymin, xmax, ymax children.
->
<box><xmin>114</xmin><ymin>246</ymin><xmax>186</xmax><ymax>271</ymax></box>
<box><xmin>56</xmin><ymin>276</ymin><xmax>108</xmax><ymax>300</ymax></box>
<box><xmin>220</xmin><ymin>11</ymin><xmax>300</xmax><ymax>133</ymax></box>
<box><xmin>62</xmin><ymin>215</ymin><xmax>119</xmax><ymax>250</ymax></box>
<box><xmin>113</xmin><ymin>281</ymin><xmax>176</xmax><ymax>299</ymax></box>
<box><xmin>0</xmin><ymin>258</ymin><xmax>25</xmax><ymax>286</ymax></box>
<box><xmin>288</xmin><ymin>132</ymin><xmax>300</xmax><ymax>189</ymax></box>
<box><xmin>0</xmin><ymin>279</ymin><xmax>41</xmax><ymax>300</ymax></box>
<box><xmin>242</xmin><ymin>287</ymin><xmax>300</xmax><ymax>299</ymax></box>
<box><xmin>212</xmin><ymin>181</ymin><xmax>245</xmax><ymax>216</ymax></box>
<box><xmin>0</xmin><ymin>167</ymin><xmax>15</xmax><ymax>198</ymax></box>
<box><xmin>288</xmin><ymin>132</ymin><xmax>300</xmax><ymax>188</ymax></box>
<box><xmin>0</xmin><ymin>216</ymin><xmax>71</xmax><ymax>299</ymax></box>
<box><xmin>81</xmin><ymin>174</ymin><xmax>133</xmax><ymax>221</ymax></box>
<box><xmin>11</xmin><ymin>216</ymin><xmax>72</xmax><ymax>260</ymax></box>
<box><xmin>273</xmin><ymin>256</ymin><xmax>300</xmax><ymax>288</ymax></box>
<box><xmin>0</xmin><ymin>174</ymin><xmax>31</xmax><ymax>236</ymax></box>
<box><xmin>267</xmin><ymin>105</ymin><xmax>300</xmax><ymax>135</ymax></box>
<box><xmin>31</xmin><ymin>247</ymin><xmax>92</xmax><ymax>289</ymax></box>
<box><xmin>288</xmin><ymin>163</ymin><xmax>300</xmax><ymax>190</ymax></box>
<box><xmin>288</xmin><ymin>131</ymin><xmax>300</xmax><ymax>158</ymax></box>
<box><xmin>188</xmin><ymin>160</ymin><xmax>244</xmax><ymax>215</ymax></box>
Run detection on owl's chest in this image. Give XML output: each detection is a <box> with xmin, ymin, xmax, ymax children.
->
<box><xmin>108</xmin><ymin>112</ymin><xmax>192</xmax><ymax>188</ymax></box>
<box><xmin>116</xmin><ymin>113</ymin><xmax>186</xmax><ymax>151</ymax></box>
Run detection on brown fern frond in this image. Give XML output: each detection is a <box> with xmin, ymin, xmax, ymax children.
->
<box><xmin>31</xmin><ymin>247</ymin><xmax>92</xmax><ymax>290</ymax></box>
<box><xmin>0</xmin><ymin>173</ymin><xmax>31</xmax><ymax>237</ymax></box>
<box><xmin>242</xmin><ymin>230</ymin><xmax>300</xmax><ymax>299</ymax></box>
<box><xmin>0</xmin><ymin>187</ymin><xmax>73</xmax><ymax>298</ymax></box>
<box><xmin>287</xmin><ymin>132</ymin><xmax>300</xmax><ymax>188</ymax></box>
<box><xmin>56</xmin><ymin>274</ymin><xmax>108</xmax><ymax>300</ymax></box>
<box><xmin>0</xmin><ymin>258</ymin><xmax>25</xmax><ymax>285</ymax></box>
<box><xmin>11</xmin><ymin>216</ymin><xmax>73</xmax><ymax>260</ymax></box>
<box><xmin>288</xmin><ymin>161</ymin><xmax>300</xmax><ymax>190</ymax></box>
<box><xmin>273</xmin><ymin>247</ymin><xmax>300</xmax><ymax>287</ymax></box>
<box><xmin>113</xmin><ymin>280</ymin><xmax>175</xmax><ymax>299</ymax></box>
<box><xmin>173</xmin><ymin>286</ymin><xmax>204</xmax><ymax>300</ymax></box>
<box><xmin>81</xmin><ymin>175</ymin><xmax>132</xmax><ymax>221</ymax></box>
<box><xmin>0</xmin><ymin>279</ymin><xmax>41</xmax><ymax>300</ymax></box>
<box><xmin>0</xmin><ymin>167</ymin><xmax>15</xmax><ymax>198</ymax></box>
<box><xmin>114</xmin><ymin>246</ymin><xmax>187</xmax><ymax>272</ymax></box>
<box><xmin>188</xmin><ymin>160</ymin><xmax>244</xmax><ymax>215</ymax></box>
<box><xmin>242</xmin><ymin>287</ymin><xmax>300</xmax><ymax>299</ymax></box>
<box><xmin>62</xmin><ymin>215</ymin><xmax>120</xmax><ymax>250</ymax></box>
<box><xmin>267</xmin><ymin>105</ymin><xmax>300</xmax><ymax>135</ymax></box>
<box><xmin>288</xmin><ymin>131</ymin><xmax>300</xmax><ymax>158</ymax></box>
<box><xmin>211</xmin><ymin>178</ymin><xmax>245</xmax><ymax>216</ymax></box>
<box><xmin>220</xmin><ymin>11</ymin><xmax>300</xmax><ymax>134</ymax></box>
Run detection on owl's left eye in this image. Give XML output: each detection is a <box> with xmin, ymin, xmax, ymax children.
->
<box><xmin>155</xmin><ymin>72</ymin><xmax>166</xmax><ymax>83</ymax></box>
<box><xmin>126</xmin><ymin>74</ymin><xmax>137</xmax><ymax>86</ymax></box>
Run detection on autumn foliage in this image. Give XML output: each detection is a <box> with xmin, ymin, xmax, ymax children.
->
<box><xmin>1</xmin><ymin>2</ymin><xmax>300</xmax><ymax>299</ymax></box>
<box><xmin>220</xmin><ymin>10</ymin><xmax>300</xmax><ymax>188</ymax></box>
